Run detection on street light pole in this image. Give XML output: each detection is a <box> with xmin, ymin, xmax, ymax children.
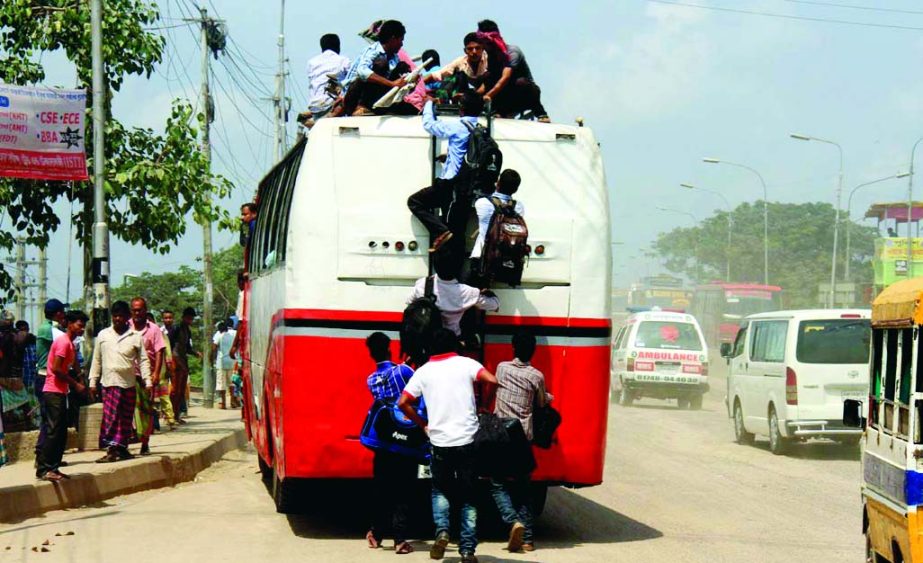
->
<box><xmin>908</xmin><ymin>138</ymin><xmax>923</xmax><ymax>280</ymax></box>
<box><xmin>657</xmin><ymin>207</ymin><xmax>700</xmax><ymax>282</ymax></box>
<box><xmin>844</xmin><ymin>172</ymin><xmax>910</xmax><ymax>281</ymax></box>
<box><xmin>681</xmin><ymin>183</ymin><xmax>733</xmax><ymax>282</ymax></box>
<box><xmin>703</xmin><ymin>158</ymin><xmax>769</xmax><ymax>285</ymax></box>
<box><xmin>790</xmin><ymin>134</ymin><xmax>844</xmax><ymax>308</ymax></box>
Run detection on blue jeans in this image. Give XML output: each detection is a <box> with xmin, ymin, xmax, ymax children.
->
<box><xmin>431</xmin><ymin>443</ymin><xmax>478</xmax><ymax>554</ymax></box>
<box><xmin>490</xmin><ymin>477</ymin><xmax>534</xmax><ymax>544</ymax></box>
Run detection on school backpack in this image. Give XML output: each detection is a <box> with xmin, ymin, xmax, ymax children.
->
<box><xmin>359</xmin><ymin>399</ymin><xmax>430</xmax><ymax>462</ymax></box>
<box><xmin>400</xmin><ymin>276</ymin><xmax>442</xmax><ymax>366</ymax></box>
<box><xmin>462</xmin><ymin>121</ymin><xmax>502</xmax><ymax>195</ymax></box>
<box><xmin>0</xmin><ymin>324</ymin><xmax>26</xmax><ymax>379</ymax></box>
<box><xmin>481</xmin><ymin>197</ymin><xmax>529</xmax><ymax>287</ymax></box>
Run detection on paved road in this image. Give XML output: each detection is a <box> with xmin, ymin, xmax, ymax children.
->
<box><xmin>0</xmin><ymin>367</ymin><xmax>862</xmax><ymax>562</ymax></box>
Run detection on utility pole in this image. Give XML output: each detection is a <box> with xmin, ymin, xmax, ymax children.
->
<box><xmin>38</xmin><ymin>247</ymin><xmax>47</xmax><ymax>314</ymax></box>
<box><xmin>197</xmin><ymin>6</ymin><xmax>218</xmax><ymax>408</ymax></box>
<box><xmin>273</xmin><ymin>0</ymin><xmax>288</xmax><ymax>161</ymax></box>
<box><xmin>14</xmin><ymin>239</ymin><xmax>25</xmax><ymax>321</ymax></box>
<box><xmin>90</xmin><ymin>0</ymin><xmax>110</xmax><ymax>336</ymax></box>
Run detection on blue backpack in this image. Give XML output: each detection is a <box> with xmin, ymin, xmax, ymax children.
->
<box><xmin>360</xmin><ymin>399</ymin><xmax>430</xmax><ymax>463</ymax></box>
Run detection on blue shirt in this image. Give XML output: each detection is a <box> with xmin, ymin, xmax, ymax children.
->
<box><xmin>422</xmin><ymin>101</ymin><xmax>478</xmax><ymax>180</ymax></box>
<box><xmin>22</xmin><ymin>342</ymin><xmax>37</xmax><ymax>389</ymax></box>
<box><xmin>367</xmin><ymin>361</ymin><xmax>414</xmax><ymax>403</ymax></box>
<box><xmin>343</xmin><ymin>42</ymin><xmax>399</xmax><ymax>93</ymax></box>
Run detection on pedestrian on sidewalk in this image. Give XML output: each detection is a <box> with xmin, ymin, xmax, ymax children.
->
<box><xmin>35</xmin><ymin>310</ymin><xmax>88</xmax><ymax>481</ymax></box>
<box><xmin>169</xmin><ymin>307</ymin><xmax>198</xmax><ymax>424</ymax></box>
<box><xmin>490</xmin><ymin>332</ymin><xmax>549</xmax><ymax>553</ymax></box>
<box><xmin>148</xmin><ymin>312</ymin><xmax>176</xmax><ymax>428</ymax></box>
<box><xmin>363</xmin><ymin>332</ymin><xmax>417</xmax><ymax>555</ymax></box>
<box><xmin>32</xmin><ymin>299</ymin><xmax>66</xmax><ymax>458</ymax></box>
<box><xmin>130</xmin><ymin>298</ymin><xmax>166</xmax><ymax>456</ymax></box>
<box><xmin>89</xmin><ymin>301</ymin><xmax>152</xmax><ymax>463</ymax></box>
<box><xmin>398</xmin><ymin>329</ymin><xmax>498</xmax><ymax>563</ymax></box>
<box><xmin>212</xmin><ymin>320</ymin><xmax>236</xmax><ymax>409</ymax></box>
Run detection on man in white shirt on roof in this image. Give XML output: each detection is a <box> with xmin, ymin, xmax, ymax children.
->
<box><xmin>408</xmin><ymin>250</ymin><xmax>499</xmax><ymax>337</ymax></box>
<box><xmin>306</xmin><ymin>33</ymin><xmax>351</xmax><ymax>118</ymax></box>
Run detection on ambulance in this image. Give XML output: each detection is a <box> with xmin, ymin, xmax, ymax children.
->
<box><xmin>610</xmin><ymin>310</ymin><xmax>709</xmax><ymax>409</ymax></box>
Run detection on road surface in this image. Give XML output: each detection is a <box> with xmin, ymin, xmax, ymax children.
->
<box><xmin>0</xmin><ymin>367</ymin><xmax>861</xmax><ymax>562</ymax></box>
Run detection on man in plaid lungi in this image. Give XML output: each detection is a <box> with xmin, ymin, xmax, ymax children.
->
<box><xmin>89</xmin><ymin>301</ymin><xmax>151</xmax><ymax>463</ymax></box>
<box><xmin>130</xmin><ymin>298</ymin><xmax>166</xmax><ymax>456</ymax></box>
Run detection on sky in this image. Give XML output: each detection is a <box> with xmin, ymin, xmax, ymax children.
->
<box><xmin>15</xmin><ymin>0</ymin><xmax>923</xmax><ymax>323</ymax></box>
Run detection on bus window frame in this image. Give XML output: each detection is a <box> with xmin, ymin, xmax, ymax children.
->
<box><xmin>870</xmin><ymin>328</ymin><xmax>884</xmax><ymax>430</ymax></box>
<box><xmin>249</xmin><ymin>142</ymin><xmax>305</xmax><ymax>277</ymax></box>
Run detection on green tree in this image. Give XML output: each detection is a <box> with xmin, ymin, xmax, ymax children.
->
<box><xmin>0</xmin><ymin>0</ymin><xmax>232</xmax><ymax>299</ymax></box>
<box><xmin>106</xmin><ymin>244</ymin><xmax>243</xmax><ymax>385</ymax></box>
<box><xmin>651</xmin><ymin>201</ymin><xmax>878</xmax><ymax>307</ymax></box>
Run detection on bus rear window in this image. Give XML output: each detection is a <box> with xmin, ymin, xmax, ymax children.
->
<box><xmin>795</xmin><ymin>319</ymin><xmax>870</xmax><ymax>364</ymax></box>
<box><xmin>633</xmin><ymin>321</ymin><xmax>703</xmax><ymax>351</ymax></box>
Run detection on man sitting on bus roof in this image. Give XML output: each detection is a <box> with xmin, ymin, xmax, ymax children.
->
<box><xmin>407</xmin><ymin>92</ymin><xmax>485</xmax><ymax>253</ymax></box>
<box><xmin>408</xmin><ymin>250</ymin><xmax>499</xmax><ymax>337</ymax></box>
<box><xmin>477</xmin><ymin>20</ymin><xmax>549</xmax><ymax>122</ymax></box>
<box><xmin>424</xmin><ymin>33</ymin><xmax>489</xmax><ymax>98</ymax></box>
<box><xmin>338</xmin><ymin>20</ymin><xmax>416</xmax><ymax>117</ymax></box>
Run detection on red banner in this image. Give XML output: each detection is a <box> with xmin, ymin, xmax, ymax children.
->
<box><xmin>0</xmin><ymin>85</ymin><xmax>88</xmax><ymax>181</ymax></box>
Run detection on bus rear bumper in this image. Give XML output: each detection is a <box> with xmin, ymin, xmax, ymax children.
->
<box><xmin>786</xmin><ymin>419</ymin><xmax>863</xmax><ymax>437</ymax></box>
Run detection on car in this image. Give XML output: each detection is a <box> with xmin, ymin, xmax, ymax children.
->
<box><xmin>722</xmin><ymin>309</ymin><xmax>870</xmax><ymax>455</ymax></box>
<box><xmin>611</xmin><ymin>310</ymin><xmax>709</xmax><ymax>409</ymax></box>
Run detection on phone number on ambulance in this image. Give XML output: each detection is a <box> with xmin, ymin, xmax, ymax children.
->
<box><xmin>633</xmin><ymin>375</ymin><xmax>699</xmax><ymax>384</ymax></box>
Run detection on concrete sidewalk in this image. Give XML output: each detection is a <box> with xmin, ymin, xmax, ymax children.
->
<box><xmin>0</xmin><ymin>407</ymin><xmax>247</xmax><ymax>523</ymax></box>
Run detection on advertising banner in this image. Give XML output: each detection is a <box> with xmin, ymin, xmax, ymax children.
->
<box><xmin>0</xmin><ymin>85</ymin><xmax>88</xmax><ymax>181</ymax></box>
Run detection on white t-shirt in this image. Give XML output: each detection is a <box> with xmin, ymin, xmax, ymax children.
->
<box><xmin>403</xmin><ymin>353</ymin><xmax>484</xmax><ymax>448</ymax></box>
<box><xmin>407</xmin><ymin>276</ymin><xmax>500</xmax><ymax>336</ymax></box>
<box><xmin>471</xmin><ymin>195</ymin><xmax>525</xmax><ymax>259</ymax></box>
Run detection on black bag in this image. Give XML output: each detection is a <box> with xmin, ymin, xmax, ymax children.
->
<box><xmin>400</xmin><ymin>276</ymin><xmax>441</xmax><ymax>366</ymax></box>
<box><xmin>474</xmin><ymin>412</ymin><xmax>536</xmax><ymax>478</ymax></box>
<box><xmin>359</xmin><ymin>399</ymin><xmax>430</xmax><ymax>462</ymax></box>
<box><xmin>480</xmin><ymin>197</ymin><xmax>529</xmax><ymax>287</ymax></box>
<box><xmin>532</xmin><ymin>404</ymin><xmax>562</xmax><ymax>449</ymax></box>
<box><xmin>462</xmin><ymin>121</ymin><xmax>502</xmax><ymax>195</ymax></box>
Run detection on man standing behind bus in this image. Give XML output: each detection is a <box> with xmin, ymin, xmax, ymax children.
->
<box><xmin>398</xmin><ymin>329</ymin><xmax>498</xmax><ymax>563</ymax></box>
<box><xmin>407</xmin><ymin>93</ymin><xmax>485</xmax><ymax>253</ymax></box>
<box><xmin>364</xmin><ymin>332</ymin><xmax>416</xmax><ymax>555</ymax></box>
<box><xmin>491</xmin><ymin>332</ymin><xmax>548</xmax><ymax>553</ymax></box>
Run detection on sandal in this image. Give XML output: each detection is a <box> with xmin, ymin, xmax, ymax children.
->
<box><xmin>429</xmin><ymin>231</ymin><xmax>453</xmax><ymax>253</ymax></box>
<box><xmin>395</xmin><ymin>541</ymin><xmax>414</xmax><ymax>555</ymax></box>
<box><xmin>39</xmin><ymin>471</ymin><xmax>64</xmax><ymax>482</ymax></box>
<box><xmin>96</xmin><ymin>452</ymin><xmax>119</xmax><ymax>464</ymax></box>
<box><xmin>366</xmin><ymin>530</ymin><xmax>380</xmax><ymax>549</ymax></box>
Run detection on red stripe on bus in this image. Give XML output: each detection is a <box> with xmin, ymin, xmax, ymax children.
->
<box><xmin>273</xmin><ymin>308</ymin><xmax>610</xmax><ymax>329</ymax></box>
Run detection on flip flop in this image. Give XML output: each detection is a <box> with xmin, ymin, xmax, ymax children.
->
<box><xmin>395</xmin><ymin>541</ymin><xmax>414</xmax><ymax>555</ymax></box>
<box><xmin>366</xmin><ymin>530</ymin><xmax>380</xmax><ymax>549</ymax></box>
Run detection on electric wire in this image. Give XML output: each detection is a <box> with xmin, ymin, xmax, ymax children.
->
<box><xmin>647</xmin><ymin>0</ymin><xmax>923</xmax><ymax>31</ymax></box>
<box><xmin>781</xmin><ymin>0</ymin><xmax>923</xmax><ymax>16</ymax></box>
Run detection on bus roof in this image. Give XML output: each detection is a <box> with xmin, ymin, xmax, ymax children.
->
<box><xmin>872</xmin><ymin>277</ymin><xmax>923</xmax><ymax>327</ymax></box>
<box><xmin>695</xmin><ymin>283</ymin><xmax>783</xmax><ymax>291</ymax></box>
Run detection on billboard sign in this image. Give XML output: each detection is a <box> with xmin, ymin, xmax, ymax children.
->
<box><xmin>0</xmin><ymin>85</ymin><xmax>88</xmax><ymax>181</ymax></box>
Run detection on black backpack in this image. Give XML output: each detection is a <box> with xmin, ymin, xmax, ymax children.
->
<box><xmin>400</xmin><ymin>276</ymin><xmax>442</xmax><ymax>366</ymax></box>
<box><xmin>462</xmin><ymin>121</ymin><xmax>502</xmax><ymax>195</ymax></box>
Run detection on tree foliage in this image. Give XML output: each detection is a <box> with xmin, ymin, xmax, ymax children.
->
<box><xmin>0</xmin><ymin>0</ymin><xmax>233</xmax><ymax>298</ymax></box>
<box><xmin>651</xmin><ymin>201</ymin><xmax>878</xmax><ymax>307</ymax></box>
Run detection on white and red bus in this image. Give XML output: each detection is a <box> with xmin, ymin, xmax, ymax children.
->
<box><xmin>689</xmin><ymin>282</ymin><xmax>783</xmax><ymax>347</ymax></box>
<box><xmin>239</xmin><ymin>115</ymin><xmax>612</xmax><ymax>512</ymax></box>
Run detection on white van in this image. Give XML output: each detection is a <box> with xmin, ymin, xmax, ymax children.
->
<box><xmin>722</xmin><ymin>309</ymin><xmax>870</xmax><ymax>455</ymax></box>
<box><xmin>611</xmin><ymin>311</ymin><xmax>709</xmax><ymax>409</ymax></box>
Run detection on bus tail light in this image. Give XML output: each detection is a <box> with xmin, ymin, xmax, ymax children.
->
<box><xmin>535</xmin><ymin>245</ymin><xmax>545</xmax><ymax>255</ymax></box>
<box><xmin>682</xmin><ymin>364</ymin><xmax>704</xmax><ymax>375</ymax></box>
<box><xmin>786</xmin><ymin>367</ymin><xmax>798</xmax><ymax>405</ymax></box>
<box><xmin>395</xmin><ymin>241</ymin><xmax>405</xmax><ymax>251</ymax></box>
<box><xmin>634</xmin><ymin>360</ymin><xmax>654</xmax><ymax>372</ymax></box>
